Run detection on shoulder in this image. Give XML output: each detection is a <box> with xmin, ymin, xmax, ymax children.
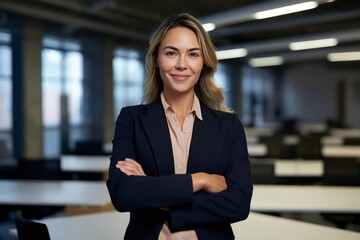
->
<box><xmin>202</xmin><ymin>104</ymin><xmax>240</xmax><ymax>122</ymax></box>
<box><xmin>116</xmin><ymin>98</ymin><xmax>163</xmax><ymax>119</ymax></box>
<box><xmin>117</xmin><ymin>104</ymin><xmax>147</xmax><ymax>119</ymax></box>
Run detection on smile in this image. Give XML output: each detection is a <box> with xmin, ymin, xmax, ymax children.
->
<box><xmin>171</xmin><ymin>74</ymin><xmax>191</xmax><ymax>81</ymax></box>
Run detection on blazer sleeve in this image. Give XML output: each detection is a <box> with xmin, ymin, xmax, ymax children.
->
<box><xmin>168</xmin><ymin>113</ymin><xmax>253</xmax><ymax>231</ymax></box>
<box><xmin>106</xmin><ymin>107</ymin><xmax>194</xmax><ymax>212</ymax></box>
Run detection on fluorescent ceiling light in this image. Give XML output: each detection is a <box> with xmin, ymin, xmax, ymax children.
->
<box><xmin>216</xmin><ymin>48</ymin><xmax>247</xmax><ymax>60</ymax></box>
<box><xmin>249</xmin><ymin>56</ymin><xmax>284</xmax><ymax>67</ymax></box>
<box><xmin>254</xmin><ymin>1</ymin><xmax>318</xmax><ymax>20</ymax></box>
<box><xmin>327</xmin><ymin>51</ymin><xmax>360</xmax><ymax>62</ymax></box>
<box><xmin>289</xmin><ymin>38</ymin><xmax>338</xmax><ymax>51</ymax></box>
<box><xmin>202</xmin><ymin>23</ymin><xmax>216</xmax><ymax>32</ymax></box>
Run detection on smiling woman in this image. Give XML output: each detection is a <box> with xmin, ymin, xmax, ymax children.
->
<box><xmin>157</xmin><ymin>27</ymin><xmax>204</xmax><ymax>112</ymax></box>
<box><xmin>107</xmin><ymin>13</ymin><xmax>253</xmax><ymax>240</ymax></box>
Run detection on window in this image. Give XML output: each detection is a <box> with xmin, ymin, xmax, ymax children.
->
<box><xmin>242</xmin><ymin>66</ymin><xmax>277</xmax><ymax>127</ymax></box>
<box><xmin>215</xmin><ymin>63</ymin><xmax>231</xmax><ymax>108</ymax></box>
<box><xmin>113</xmin><ymin>49</ymin><xmax>144</xmax><ymax>117</ymax></box>
<box><xmin>0</xmin><ymin>30</ymin><xmax>12</xmax><ymax>157</ymax></box>
<box><xmin>42</xmin><ymin>36</ymin><xmax>83</xmax><ymax>156</ymax></box>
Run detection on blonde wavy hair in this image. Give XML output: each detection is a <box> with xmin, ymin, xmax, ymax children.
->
<box><xmin>143</xmin><ymin>13</ymin><xmax>231</xmax><ymax>112</ymax></box>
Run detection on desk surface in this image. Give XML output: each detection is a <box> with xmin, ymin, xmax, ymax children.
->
<box><xmin>252</xmin><ymin>185</ymin><xmax>360</xmax><ymax>213</ymax></box>
<box><xmin>322</xmin><ymin>145</ymin><xmax>360</xmax><ymax>158</ymax></box>
<box><xmin>2</xmin><ymin>181</ymin><xmax>359</xmax><ymax>214</ymax></box>
<box><xmin>251</xmin><ymin>158</ymin><xmax>323</xmax><ymax>177</ymax></box>
<box><xmin>248</xmin><ymin>144</ymin><xmax>267</xmax><ymax>157</ymax></box>
<box><xmin>274</xmin><ymin>160</ymin><xmax>323</xmax><ymax>177</ymax></box>
<box><xmin>39</xmin><ymin>211</ymin><xmax>360</xmax><ymax>240</ymax></box>
<box><xmin>0</xmin><ymin>180</ymin><xmax>110</xmax><ymax>206</ymax></box>
<box><xmin>60</xmin><ymin>155</ymin><xmax>110</xmax><ymax>172</ymax></box>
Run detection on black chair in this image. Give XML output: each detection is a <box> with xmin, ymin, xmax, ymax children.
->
<box><xmin>343</xmin><ymin>137</ymin><xmax>360</xmax><ymax>146</ymax></box>
<box><xmin>267</xmin><ymin>142</ymin><xmax>296</xmax><ymax>159</ymax></box>
<box><xmin>16</xmin><ymin>158</ymin><xmax>64</xmax><ymax>219</ymax></box>
<box><xmin>74</xmin><ymin>140</ymin><xmax>105</xmax><ymax>155</ymax></box>
<box><xmin>321</xmin><ymin>158</ymin><xmax>360</xmax><ymax>229</ymax></box>
<box><xmin>250</xmin><ymin>161</ymin><xmax>277</xmax><ymax>184</ymax></box>
<box><xmin>322</xmin><ymin>158</ymin><xmax>360</xmax><ymax>186</ymax></box>
<box><xmin>295</xmin><ymin>141</ymin><xmax>322</xmax><ymax>159</ymax></box>
<box><xmin>14</xmin><ymin>210</ymin><xmax>51</xmax><ymax>240</ymax></box>
<box><xmin>17</xmin><ymin>158</ymin><xmax>63</xmax><ymax>180</ymax></box>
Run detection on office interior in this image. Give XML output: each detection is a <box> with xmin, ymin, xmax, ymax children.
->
<box><xmin>0</xmin><ymin>0</ymin><xmax>360</xmax><ymax>239</ymax></box>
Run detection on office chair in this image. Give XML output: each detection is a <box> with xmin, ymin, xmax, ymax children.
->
<box><xmin>17</xmin><ymin>158</ymin><xmax>63</xmax><ymax>180</ymax></box>
<box><xmin>14</xmin><ymin>210</ymin><xmax>51</xmax><ymax>240</ymax></box>
<box><xmin>321</xmin><ymin>158</ymin><xmax>360</xmax><ymax>229</ymax></box>
<box><xmin>16</xmin><ymin>158</ymin><xmax>64</xmax><ymax>219</ymax></box>
<box><xmin>322</xmin><ymin>158</ymin><xmax>360</xmax><ymax>186</ymax></box>
<box><xmin>250</xmin><ymin>162</ymin><xmax>277</xmax><ymax>184</ymax></box>
<box><xmin>74</xmin><ymin>140</ymin><xmax>105</xmax><ymax>155</ymax></box>
<box><xmin>343</xmin><ymin>137</ymin><xmax>360</xmax><ymax>146</ymax></box>
<box><xmin>295</xmin><ymin>140</ymin><xmax>322</xmax><ymax>159</ymax></box>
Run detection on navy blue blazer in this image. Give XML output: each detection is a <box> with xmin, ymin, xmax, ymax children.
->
<box><xmin>107</xmin><ymin>98</ymin><xmax>253</xmax><ymax>240</ymax></box>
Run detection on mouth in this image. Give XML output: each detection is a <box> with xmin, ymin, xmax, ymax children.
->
<box><xmin>170</xmin><ymin>74</ymin><xmax>191</xmax><ymax>81</ymax></box>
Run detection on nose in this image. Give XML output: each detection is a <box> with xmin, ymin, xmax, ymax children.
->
<box><xmin>176</xmin><ymin>55</ymin><xmax>187</xmax><ymax>70</ymax></box>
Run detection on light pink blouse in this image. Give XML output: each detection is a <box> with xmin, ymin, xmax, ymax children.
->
<box><xmin>158</xmin><ymin>93</ymin><xmax>202</xmax><ymax>240</ymax></box>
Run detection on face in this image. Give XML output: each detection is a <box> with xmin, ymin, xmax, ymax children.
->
<box><xmin>157</xmin><ymin>27</ymin><xmax>203</xmax><ymax>97</ymax></box>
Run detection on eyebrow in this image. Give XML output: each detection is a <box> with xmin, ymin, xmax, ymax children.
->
<box><xmin>162</xmin><ymin>46</ymin><xmax>201</xmax><ymax>52</ymax></box>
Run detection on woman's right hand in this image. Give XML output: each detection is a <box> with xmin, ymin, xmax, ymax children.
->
<box><xmin>191</xmin><ymin>172</ymin><xmax>227</xmax><ymax>193</ymax></box>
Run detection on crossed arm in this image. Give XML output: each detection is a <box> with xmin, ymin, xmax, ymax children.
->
<box><xmin>116</xmin><ymin>158</ymin><xmax>227</xmax><ymax>193</ymax></box>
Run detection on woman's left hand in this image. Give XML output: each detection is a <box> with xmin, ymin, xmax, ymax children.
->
<box><xmin>116</xmin><ymin>158</ymin><xmax>146</xmax><ymax>176</ymax></box>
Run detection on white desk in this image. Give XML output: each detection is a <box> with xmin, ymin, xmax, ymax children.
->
<box><xmin>251</xmin><ymin>158</ymin><xmax>323</xmax><ymax>177</ymax></box>
<box><xmin>60</xmin><ymin>155</ymin><xmax>110</xmax><ymax>172</ymax></box>
<box><xmin>330</xmin><ymin>128</ymin><xmax>360</xmax><ymax>138</ymax></box>
<box><xmin>283</xmin><ymin>135</ymin><xmax>300</xmax><ymax>145</ymax></box>
<box><xmin>0</xmin><ymin>180</ymin><xmax>113</xmax><ymax>215</ymax></box>
<box><xmin>233</xmin><ymin>211</ymin><xmax>360</xmax><ymax>240</ymax></box>
<box><xmin>244</xmin><ymin>127</ymin><xmax>275</xmax><ymax>137</ymax></box>
<box><xmin>322</xmin><ymin>146</ymin><xmax>360</xmax><ymax>158</ymax></box>
<box><xmin>248</xmin><ymin>144</ymin><xmax>267</xmax><ymax>157</ymax></box>
<box><xmin>274</xmin><ymin>160</ymin><xmax>323</xmax><ymax>177</ymax></box>
<box><xmin>0</xmin><ymin>180</ymin><xmax>110</xmax><ymax>206</ymax></box>
<box><xmin>38</xmin><ymin>211</ymin><xmax>360</xmax><ymax>240</ymax></box>
<box><xmin>321</xmin><ymin>136</ymin><xmax>344</xmax><ymax>145</ymax></box>
<box><xmin>251</xmin><ymin>185</ymin><xmax>360</xmax><ymax>213</ymax></box>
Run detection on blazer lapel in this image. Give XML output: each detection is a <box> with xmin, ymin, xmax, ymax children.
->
<box><xmin>139</xmin><ymin>99</ymin><xmax>175</xmax><ymax>175</ymax></box>
<box><xmin>187</xmin><ymin>105</ymin><xmax>218</xmax><ymax>173</ymax></box>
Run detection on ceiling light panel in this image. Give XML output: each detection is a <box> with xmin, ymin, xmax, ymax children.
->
<box><xmin>327</xmin><ymin>51</ymin><xmax>360</xmax><ymax>62</ymax></box>
<box><xmin>249</xmin><ymin>56</ymin><xmax>284</xmax><ymax>67</ymax></box>
<box><xmin>216</xmin><ymin>48</ymin><xmax>248</xmax><ymax>60</ymax></box>
<box><xmin>253</xmin><ymin>1</ymin><xmax>319</xmax><ymax>20</ymax></box>
<box><xmin>289</xmin><ymin>38</ymin><xmax>338</xmax><ymax>51</ymax></box>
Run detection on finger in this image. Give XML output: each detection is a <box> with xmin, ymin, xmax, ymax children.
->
<box><xmin>117</xmin><ymin>165</ymin><xmax>133</xmax><ymax>176</ymax></box>
<box><xmin>118</xmin><ymin>162</ymin><xmax>145</xmax><ymax>176</ymax></box>
<box><xmin>125</xmin><ymin>158</ymin><xmax>146</xmax><ymax>176</ymax></box>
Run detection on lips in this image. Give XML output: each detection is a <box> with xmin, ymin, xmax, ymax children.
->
<box><xmin>171</xmin><ymin>74</ymin><xmax>191</xmax><ymax>81</ymax></box>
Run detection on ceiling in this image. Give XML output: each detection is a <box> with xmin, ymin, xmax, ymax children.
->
<box><xmin>0</xmin><ymin>0</ymin><xmax>359</xmax><ymax>63</ymax></box>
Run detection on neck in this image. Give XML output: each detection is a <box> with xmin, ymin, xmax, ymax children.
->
<box><xmin>163</xmin><ymin>90</ymin><xmax>194</xmax><ymax>117</ymax></box>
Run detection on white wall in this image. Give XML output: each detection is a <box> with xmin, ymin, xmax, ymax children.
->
<box><xmin>283</xmin><ymin>61</ymin><xmax>360</xmax><ymax>127</ymax></box>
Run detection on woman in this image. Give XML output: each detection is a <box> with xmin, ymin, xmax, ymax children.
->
<box><xmin>107</xmin><ymin>13</ymin><xmax>253</xmax><ymax>240</ymax></box>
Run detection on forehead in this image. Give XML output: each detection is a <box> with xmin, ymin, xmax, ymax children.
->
<box><xmin>160</xmin><ymin>27</ymin><xmax>200</xmax><ymax>48</ymax></box>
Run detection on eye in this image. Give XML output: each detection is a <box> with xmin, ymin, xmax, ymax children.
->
<box><xmin>189</xmin><ymin>52</ymin><xmax>200</xmax><ymax>58</ymax></box>
<box><xmin>165</xmin><ymin>51</ymin><xmax>177</xmax><ymax>57</ymax></box>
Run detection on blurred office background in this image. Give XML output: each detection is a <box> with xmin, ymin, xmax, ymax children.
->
<box><xmin>0</xmin><ymin>0</ymin><xmax>359</xmax><ymax>158</ymax></box>
<box><xmin>0</xmin><ymin>0</ymin><xmax>360</xmax><ymax>238</ymax></box>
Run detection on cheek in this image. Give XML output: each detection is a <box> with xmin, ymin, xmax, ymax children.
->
<box><xmin>158</xmin><ymin>58</ymin><xmax>174</xmax><ymax>72</ymax></box>
<box><xmin>191</xmin><ymin>61</ymin><xmax>204</xmax><ymax>74</ymax></box>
